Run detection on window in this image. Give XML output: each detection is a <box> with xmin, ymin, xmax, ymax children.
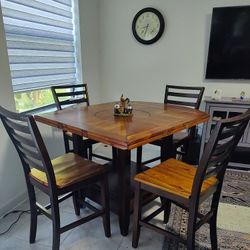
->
<box><xmin>1</xmin><ymin>0</ymin><xmax>80</xmax><ymax>112</ymax></box>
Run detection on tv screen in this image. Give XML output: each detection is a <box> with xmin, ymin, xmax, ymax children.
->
<box><xmin>206</xmin><ymin>6</ymin><xmax>250</xmax><ymax>79</ymax></box>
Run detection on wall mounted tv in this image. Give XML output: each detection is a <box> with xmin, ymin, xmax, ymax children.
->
<box><xmin>206</xmin><ymin>6</ymin><xmax>250</xmax><ymax>80</ymax></box>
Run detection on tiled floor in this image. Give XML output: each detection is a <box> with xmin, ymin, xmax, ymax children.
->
<box><xmin>1</xmin><ymin>144</ymin><xmax>248</xmax><ymax>249</ymax></box>
<box><xmin>0</xmin><ymin>191</ymin><xmax>166</xmax><ymax>250</ymax></box>
<box><xmin>0</xmin><ymin>144</ymin><xmax>165</xmax><ymax>250</ymax></box>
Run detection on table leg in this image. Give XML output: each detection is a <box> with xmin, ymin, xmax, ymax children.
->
<box><xmin>72</xmin><ymin>134</ymin><xmax>88</xmax><ymax>158</ymax></box>
<box><xmin>117</xmin><ymin>149</ymin><xmax>131</xmax><ymax>236</ymax></box>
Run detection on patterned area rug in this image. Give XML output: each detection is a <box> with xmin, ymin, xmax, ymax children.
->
<box><xmin>162</xmin><ymin>170</ymin><xmax>250</xmax><ymax>250</ymax></box>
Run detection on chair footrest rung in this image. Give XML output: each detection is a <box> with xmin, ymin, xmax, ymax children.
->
<box><xmin>60</xmin><ymin>210</ymin><xmax>104</xmax><ymax>234</ymax></box>
<box><xmin>142</xmin><ymin>206</ymin><xmax>165</xmax><ymax>222</ymax></box>
<box><xmin>91</xmin><ymin>153</ymin><xmax>112</xmax><ymax>161</ymax></box>
<box><xmin>142</xmin><ymin>156</ymin><xmax>161</xmax><ymax>165</ymax></box>
<box><xmin>139</xmin><ymin>221</ymin><xmax>186</xmax><ymax>244</ymax></box>
<box><xmin>36</xmin><ymin>202</ymin><xmax>52</xmax><ymax>219</ymax></box>
<box><xmin>196</xmin><ymin>210</ymin><xmax>214</xmax><ymax>231</ymax></box>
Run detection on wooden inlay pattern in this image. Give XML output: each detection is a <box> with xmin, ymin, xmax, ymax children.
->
<box><xmin>35</xmin><ymin>102</ymin><xmax>209</xmax><ymax>150</ymax></box>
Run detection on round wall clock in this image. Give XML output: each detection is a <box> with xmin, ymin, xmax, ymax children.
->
<box><xmin>132</xmin><ymin>7</ymin><xmax>165</xmax><ymax>45</ymax></box>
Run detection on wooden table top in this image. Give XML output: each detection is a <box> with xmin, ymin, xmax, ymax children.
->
<box><xmin>35</xmin><ymin>101</ymin><xmax>209</xmax><ymax>150</ymax></box>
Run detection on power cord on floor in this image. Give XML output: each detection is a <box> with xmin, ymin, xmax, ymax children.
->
<box><xmin>0</xmin><ymin>209</ymin><xmax>30</xmax><ymax>236</ymax></box>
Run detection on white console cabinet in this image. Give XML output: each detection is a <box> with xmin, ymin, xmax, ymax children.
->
<box><xmin>200</xmin><ymin>97</ymin><xmax>250</xmax><ymax>169</ymax></box>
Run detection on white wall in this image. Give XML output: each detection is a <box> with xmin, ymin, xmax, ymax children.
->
<box><xmin>0</xmin><ymin>7</ymin><xmax>65</xmax><ymax>215</ymax></box>
<box><xmin>78</xmin><ymin>0</ymin><xmax>101</xmax><ymax>104</ymax></box>
<box><xmin>0</xmin><ymin>9</ymin><xmax>27</xmax><ymax>214</ymax></box>
<box><xmin>98</xmin><ymin>0</ymin><xmax>250</xmax><ymax>103</ymax></box>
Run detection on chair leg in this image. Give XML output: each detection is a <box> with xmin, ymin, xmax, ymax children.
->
<box><xmin>160</xmin><ymin>197</ymin><xmax>171</xmax><ymax>224</ymax></box>
<box><xmin>136</xmin><ymin>146</ymin><xmax>142</xmax><ymax>167</ymax></box>
<box><xmin>112</xmin><ymin>147</ymin><xmax>117</xmax><ymax>165</ymax></box>
<box><xmin>72</xmin><ymin>191</ymin><xmax>81</xmax><ymax>216</ymax></box>
<box><xmin>27</xmin><ymin>184</ymin><xmax>37</xmax><ymax>243</ymax></box>
<box><xmin>88</xmin><ymin>145</ymin><xmax>93</xmax><ymax>160</ymax></box>
<box><xmin>63</xmin><ymin>133</ymin><xmax>70</xmax><ymax>153</ymax></box>
<box><xmin>186</xmin><ymin>206</ymin><xmax>198</xmax><ymax>250</ymax></box>
<box><xmin>50</xmin><ymin>197</ymin><xmax>60</xmax><ymax>250</ymax></box>
<box><xmin>210</xmin><ymin>213</ymin><xmax>218</xmax><ymax>250</ymax></box>
<box><xmin>100</xmin><ymin>175</ymin><xmax>111</xmax><ymax>237</ymax></box>
<box><xmin>209</xmin><ymin>188</ymin><xmax>221</xmax><ymax>250</ymax></box>
<box><xmin>132</xmin><ymin>182</ymin><xmax>142</xmax><ymax>248</ymax></box>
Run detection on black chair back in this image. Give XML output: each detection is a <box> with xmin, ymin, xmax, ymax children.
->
<box><xmin>164</xmin><ymin>85</ymin><xmax>205</xmax><ymax>109</ymax></box>
<box><xmin>51</xmin><ymin>83</ymin><xmax>89</xmax><ymax>110</ymax></box>
<box><xmin>0</xmin><ymin>106</ymin><xmax>56</xmax><ymax>189</ymax></box>
<box><xmin>192</xmin><ymin>109</ymin><xmax>250</xmax><ymax>201</ymax></box>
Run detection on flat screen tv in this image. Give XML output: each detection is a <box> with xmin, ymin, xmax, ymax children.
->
<box><xmin>206</xmin><ymin>6</ymin><xmax>250</xmax><ymax>79</ymax></box>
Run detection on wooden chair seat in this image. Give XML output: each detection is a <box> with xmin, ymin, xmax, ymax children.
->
<box><xmin>30</xmin><ymin>153</ymin><xmax>108</xmax><ymax>188</ymax></box>
<box><xmin>134</xmin><ymin>158</ymin><xmax>218</xmax><ymax>199</ymax></box>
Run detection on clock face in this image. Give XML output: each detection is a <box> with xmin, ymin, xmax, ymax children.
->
<box><xmin>135</xmin><ymin>12</ymin><xmax>161</xmax><ymax>41</ymax></box>
<box><xmin>132</xmin><ymin>8</ymin><xmax>165</xmax><ymax>45</ymax></box>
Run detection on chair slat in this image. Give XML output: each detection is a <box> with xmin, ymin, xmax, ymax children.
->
<box><xmin>59</xmin><ymin>98</ymin><xmax>87</xmax><ymax>106</ymax></box>
<box><xmin>207</xmin><ymin>149</ymin><xmax>230</xmax><ymax>169</ymax></box>
<box><xmin>5</xmin><ymin>118</ymin><xmax>31</xmax><ymax>134</ymax></box>
<box><xmin>12</xmin><ymin>132</ymin><xmax>36</xmax><ymax>148</ymax></box>
<box><xmin>18</xmin><ymin>143</ymin><xmax>42</xmax><ymax>163</ymax></box>
<box><xmin>55</xmin><ymin>90</ymin><xmax>86</xmax><ymax>97</ymax></box>
<box><xmin>167</xmin><ymin>91</ymin><xmax>199</xmax><ymax>99</ymax></box>
<box><xmin>167</xmin><ymin>100</ymin><xmax>196</xmax><ymax>107</ymax></box>
<box><xmin>23</xmin><ymin>153</ymin><xmax>45</xmax><ymax>171</ymax></box>
<box><xmin>167</xmin><ymin>85</ymin><xmax>204</xmax><ymax>91</ymax></box>
<box><xmin>212</xmin><ymin>139</ymin><xmax>235</xmax><ymax>156</ymax></box>
<box><xmin>218</xmin><ymin>125</ymin><xmax>241</xmax><ymax>140</ymax></box>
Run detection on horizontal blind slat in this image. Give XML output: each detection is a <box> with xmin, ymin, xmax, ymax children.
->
<box><xmin>11</xmin><ymin>68</ymin><xmax>76</xmax><ymax>78</ymax></box>
<box><xmin>1</xmin><ymin>0</ymin><xmax>77</xmax><ymax>92</ymax></box>
<box><xmin>4</xmin><ymin>17</ymin><xmax>73</xmax><ymax>34</ymax></box>
<box><xmin>9</xmin><ymin>56</ymin><xmax>75</xmax><ymax>63</ymax></box>
<box><xmin>53</xmin><ymin>0</ymin><xmax>72</xmax><ymax>7</ymax></box>
<box><xmin>14</xmin><ymin>79</ymin><xmax>76</xmax><ymax>92</ymax></box>
<box><xmin>2</xmin><ymin>2</ymin><xmax>73</xmax><ymax>27</ymax></box>
<box><xmin>7</xmin><ymin>40</ymin><xmax>74</xmax><ymax>52</ymax></box>
<box><xmin>4</xmin><ymin>24</ymin><xmax>73</xmax><ymax>41</ymax></box>
<box><xmin>10</xmin><ymin>63</ymin><xmax>75</xmax><ymax>70</ymax></box>
<box><xmin>12</xmin><ymin>73</ymin><xmax>76</xmax><ymax>85</ymax></box>
<box><xmin>7</xmin><ymin>49</ymin><xmax>74</xmax><ymax>57</ymax></box>
<box><xmin>6</xmin><ymin>33</ymin><xmax>73</xmax><ymax>46</ymax></box>
<box><xmin>3</xmin><ymin>0</ymin><xmax>72</xmax><ymax>17</ymax></box>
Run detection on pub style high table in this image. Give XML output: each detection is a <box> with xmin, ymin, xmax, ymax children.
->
<box><xmin>35</xmin><ymin>101</ymin><xmax>209</xmax><ymax>236</ymax></box>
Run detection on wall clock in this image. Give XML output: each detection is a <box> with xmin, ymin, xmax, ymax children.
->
<box><xmin>132</xmin><ymin>7</ymin><xmax>165</xmax><ymax>45</ymax></box>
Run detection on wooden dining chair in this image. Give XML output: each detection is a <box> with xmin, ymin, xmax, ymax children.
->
<box><xmin>51</xmin><ymin>84</ymin><xmax>112</xmax><ymax>162</ymax></box>
<box><xmin>0</xmin><ymin>106</ymin><xmax>111</xmax><ymax>250</ymax></box>
<box><xmin>132</xmin><ymin>109</ymin><xmax>250</xmax><ymax>249</ymax></box>
<box><xmin>136</xmin><ymin>85</ymin><xmax>205</xmax><ymax>166</ymax></box>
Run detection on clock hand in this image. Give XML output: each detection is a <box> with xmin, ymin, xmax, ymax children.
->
<box><xmin>144</xmin><ymin>23</ymin><xmax>149</xmax><ymax>36</ymax></box>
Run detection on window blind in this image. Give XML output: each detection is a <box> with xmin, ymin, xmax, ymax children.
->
<box><xmin>1</xmin><ymin>0</ymin><xmax>77</xmax><ymax>92</ymax></box>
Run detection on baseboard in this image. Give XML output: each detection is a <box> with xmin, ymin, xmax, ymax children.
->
<box><xmin>0</xmin><ymin>191</ymin><xmax>28</xmax><ymax>217</ymax></box>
